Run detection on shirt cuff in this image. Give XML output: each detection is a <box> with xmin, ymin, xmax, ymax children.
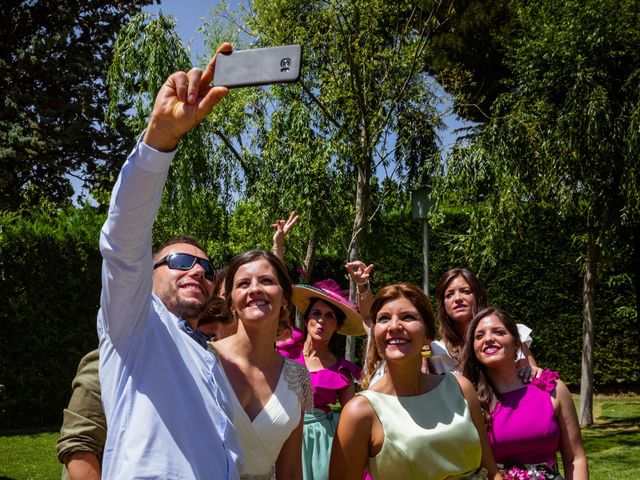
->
<box><xmin>133</xmin><ymin>131</ymin><xmax>177</xmax><ymax>173</ymax></box>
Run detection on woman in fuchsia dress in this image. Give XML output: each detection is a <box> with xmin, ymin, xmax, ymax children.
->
<box><xmin>461</xmin><ymin>307</ymin><xmax>588</xmax><ymax>479</ymax></box>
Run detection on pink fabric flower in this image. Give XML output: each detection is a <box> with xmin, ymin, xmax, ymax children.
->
<box><xmin>312</xmin><ymin>279</ymin><xmax>357</xmax><ymax>310</ymax></box>
<box><xmin>531</xmin><ymin>369</ymin><xmax>560</xmax><ymax>393</ymax></box>
<box><xmin>503</xmin><ymin>464</ymin><xmax>552</xmax><ymax>480</ymax></box>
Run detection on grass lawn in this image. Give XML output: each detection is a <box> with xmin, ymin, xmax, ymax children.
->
<box><xmin>0</xmin><ymin>395</ymin><xmax>638</xmax><ymax>479</ymax></box>
<box><xmin>0</xmin><ymin>430</ymin><xmax>60</xmax><ymax>480</ymax></box>
<box><xmin>579</xmin><ymin>395</ymin><xmax>640</xmax><ymax>479</ymax></box>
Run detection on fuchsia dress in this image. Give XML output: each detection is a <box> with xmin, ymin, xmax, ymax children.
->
<box><xmin>489</xmin><ymin>370</ymin><xmax>562</xmax><ymax>478</ymax></box>
<box><xmin>276</xmin><ymin>323</ymin><xmax>305</xmax><ymax>359</ymax></box>
<box><xmin>276</xmin><ymin>325</ymin><xmax>362</xmax><ymax>480</ymax></box>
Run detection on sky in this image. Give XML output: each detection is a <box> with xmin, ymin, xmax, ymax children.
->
<box><xmin>71</xmin><ymin>0</ymin><xmax>471</xmax><ymax>204</ymax></box>
<box><xmin>142</xmin><ymin>0</ymin><xmax>473</xmax><ymax>152</ymax></box>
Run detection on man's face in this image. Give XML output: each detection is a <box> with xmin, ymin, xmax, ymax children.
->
<box><xmin>152</xmin><ymin>243</ymin><xmax>214</xmax><ymax>321</ymax></box>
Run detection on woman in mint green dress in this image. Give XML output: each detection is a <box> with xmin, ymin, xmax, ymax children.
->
<box><xmin>329</xmin><ymin>283</ymin><xmax>502</xmax><ymax>480</ymax></box>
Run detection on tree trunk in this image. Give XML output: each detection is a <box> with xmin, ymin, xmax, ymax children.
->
<box><xmin>296</xmin><ymin>234</ymin><xmax>316</xmax><ymax>330</ymax></box>
<box><xmin>579</xmin><ymin>227</ymin><xmax>598</xmax><ymax>427</ymax></box>
<box><xmin>632</xmin><ymin>224</ymin><xmax>640</xmax><ymax>345</ymax></box>
<box><xmin>302</xmin><ymin>233</ymin><xmax>316</xmax><ymax>283</ymax></box>
<box><xmin>346</xmin><ymin>160</ymin><xmax>371</xmax><ymax>363</ymax></box>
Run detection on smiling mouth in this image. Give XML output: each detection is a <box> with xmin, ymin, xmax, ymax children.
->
<box><xmin>386</xmin><ymin>338</ymin><xmax>409</xmax><ymax>345</ymax></box>
<box><xmin>483</xmin><ymin>346</ymin><xmax>500</xmax><ymax>354</ymax></box>
<box><xmin>182</xmin><ymin>284</ymin><xmax>204</xmax><ymax>295</ymax></box>
<box><xmin>247</xmin><ymin>300</ymin><xmax>269</xmax><ymax>308</ymax></box>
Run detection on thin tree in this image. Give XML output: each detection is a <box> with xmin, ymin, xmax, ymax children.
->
<box><xmin>438</xmin><ymin>0</ymin><xmax>640</xmax><ymax>425</ymax></box>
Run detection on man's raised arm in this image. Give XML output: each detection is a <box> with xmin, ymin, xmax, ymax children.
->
<box><xmin>98</xmin><ymin>43</ymin><xmax>231</xmax><ymax>342</ymax></box>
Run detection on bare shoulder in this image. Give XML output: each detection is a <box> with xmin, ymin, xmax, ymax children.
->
<box><xmin>552</xmin><ymin>378</ymin><xmax>574</xmax><ymax>408</ymax></box>
<box><xmin>341</xmin><ymin>394</ymin><xmax>376</xmax><ymax>423</ymax></box>
<box><xmin>453</xmin><ymin>373</ymin><xmax>475</xmax><ymax>396</ymax></box>
<box><xmin>208</xmin><ymin>335</ymin><xmax>236</xmax><ymax>357</ymax></box>
<box><xmin>554</xmin><ymin>378</ymin><xmax>570</xmax><ymax>396</ymax></box>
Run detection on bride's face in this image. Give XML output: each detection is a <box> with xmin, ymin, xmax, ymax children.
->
<box><xmin>230</xmin><ymin>258</ymin><xmax>285</xmax><ymax>326</ymax></box>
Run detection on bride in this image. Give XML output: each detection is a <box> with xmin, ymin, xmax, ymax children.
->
<box><xmin>211</xmin><ymin>249</ymin><xmax>312</xmax><ymax>479</ymax></box>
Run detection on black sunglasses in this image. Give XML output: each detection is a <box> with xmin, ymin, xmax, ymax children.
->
<box><xmin>153</xmin><ymin>253</ymin><xmax>215</xmax><ymax>281</ymax></box>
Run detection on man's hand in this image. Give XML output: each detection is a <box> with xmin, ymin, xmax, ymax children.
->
<box><xmin>144</xmin><ymin>42</ymin><xmax>232</xmax><ymax>151</ymax></box>
<box><xmin>518</xmin><ymin>364</ymin><xmax>543</xmax><ymax>383</ymax></box>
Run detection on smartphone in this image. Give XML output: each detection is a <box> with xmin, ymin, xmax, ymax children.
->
<box><xmin>213</xmin><ymin>45</ymin><xmax>302</xmax><ymax>88</ymax></box>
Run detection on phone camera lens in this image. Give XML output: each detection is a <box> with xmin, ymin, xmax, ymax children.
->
<box><xmin>280</xmin><ymin>58</ymin><xmax>291</xmax><ymax>68</ymax></box>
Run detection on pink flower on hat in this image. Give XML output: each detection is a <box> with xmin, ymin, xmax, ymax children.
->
<box><xmin>313</xmin><ymin>279</ymin><xmax>357</xmax><ymax>310</ymax></box>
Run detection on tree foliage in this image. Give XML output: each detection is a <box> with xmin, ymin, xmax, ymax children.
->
<box><xmin>427</xmin><ymin>0</ymin><xmax>518</xmax><ymax>123</ymax></box>
<box><xmin>0</xmin><ymin>0</ymin><xmax>156</xmax><ymax>211</ymax></box>
<box><xmin>202</xmin><ymin>0</ymin><xmax>447</xmax><ymax>271</ymax></box>
<box><xmin>106</xmin><ymin>11</ymin><xmax>237</xmax><ymax>260</ymax></box>
<box><xmin>435</xmin><ymin>0</ymin><xmax>640</xmax><ymax>425</ymax></box>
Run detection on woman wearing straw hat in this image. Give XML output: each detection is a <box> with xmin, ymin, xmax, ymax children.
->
<box><xmin>281</xmin><ymin>279</ymin><xmax>365</xmax><ymax>480</ymax></box>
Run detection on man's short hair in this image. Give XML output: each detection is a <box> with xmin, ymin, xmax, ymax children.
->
<box><xmin>152</xmin><ymin>235</ymin><xmax>208</xmax><ymax>260</ymax></box>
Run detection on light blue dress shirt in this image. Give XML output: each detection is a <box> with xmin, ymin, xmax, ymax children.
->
<box><xmin>98</xmin><ymin>137</ymin><xmax>242</xmax><ymax>479</ymax></box>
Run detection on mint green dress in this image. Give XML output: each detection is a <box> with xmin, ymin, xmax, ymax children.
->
<box><xmin>358</xmin><ymin>373</ymin><xmax>486</xmax><ymax>480</ymax></box>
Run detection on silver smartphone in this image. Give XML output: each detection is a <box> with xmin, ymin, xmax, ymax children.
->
<box><xmin>213</xmin><ymin>45</ymin><xmax>302</xmax><ymax>88</ymax></box>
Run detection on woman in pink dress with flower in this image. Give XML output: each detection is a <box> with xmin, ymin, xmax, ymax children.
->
<box><xmin>460</xmin><ymin>307</ymin><xmax>588</xmax><ymax>479</ymax></box>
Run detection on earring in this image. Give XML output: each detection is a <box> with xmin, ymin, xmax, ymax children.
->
<box><xmin>421</xmin><ymin>343</ymin><xmax>432</xmax><ymax>359</ymax></box>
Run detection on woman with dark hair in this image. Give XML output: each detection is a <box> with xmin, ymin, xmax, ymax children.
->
<box><xmin>199</xmin><ymin>211</ymin><xmax>299</xmax><ymax>344</ymax></box>
<box><xmin>197</xmin><ymin>295</ymin><xmax>237</xmax><ymax>342</ymax></box>
<box><xmin>197</xmin><ymin>266</ymin><xmax>238</xmax><ymax>342</ymax></box>
<box><xmin>460</xmin><ymin>307</ymin><xmax>588</xmax><ymax>479</ymax></box>
<box><xmin>331</xmin><ymin>283</ymin><xmax>501</xmax><ymax>480</ymax></box>
<box><xmin>431</xmin><ymin>268</ymin><xmax>538</xmax><ymax>376</ymax></box>
<box><xmin>211</xmin><ymin>249</ymin><xmax>313</xmax><ymax>479</ymax></box>
<box><xmin>278</xmin><ymin>279</ymin><xmax>364</xmax><ymax>480</ymax></box>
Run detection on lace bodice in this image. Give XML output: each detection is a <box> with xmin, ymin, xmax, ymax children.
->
<box><xmin>282</xmin><ymin>357</ymin><xmax>314</xmax><ymax>412</ymax></box>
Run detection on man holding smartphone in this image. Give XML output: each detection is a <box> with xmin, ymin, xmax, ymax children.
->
<box><xmin>97</xmin><ymin>42</ymin><xmax>242</xmax><ymax>479</ymax></box>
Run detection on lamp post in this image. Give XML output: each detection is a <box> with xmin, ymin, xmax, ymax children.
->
<box><xmin>412</xmin><ymin>185</ymin><xmax>432</xmax><ymax>295</ymax></box>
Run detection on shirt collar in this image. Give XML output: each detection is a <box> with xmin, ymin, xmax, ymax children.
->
<box><xmin>177</xmin><ymin>317</ymin><xmax>208</xmax><ymax>349</ymax></box>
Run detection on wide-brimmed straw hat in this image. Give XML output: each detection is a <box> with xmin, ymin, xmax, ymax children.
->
<box><xmin>292</xmin><ymin>279</ymin><xmax>365</xmax><ymax>336</ymax></box>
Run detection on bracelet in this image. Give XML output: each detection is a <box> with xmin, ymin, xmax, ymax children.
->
<box><xmin>357</xmin><ymin>280</ymin><xmax>370</xmax><ymax>292</ymax></box>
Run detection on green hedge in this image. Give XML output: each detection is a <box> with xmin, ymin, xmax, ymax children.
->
<box><xmin>0</xmin><ymin>199</ymin><xmax>637</xmax><ymax>430</ymax></box>
<box><xmin>360</xmin><ymin>199</ymin><xmax>638</xmax><ymax>390</ymax></box>
<box><xmin>0</xmin><ymin>205</ymin><xmax>105</xmax><ymax>429</ymax></box>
